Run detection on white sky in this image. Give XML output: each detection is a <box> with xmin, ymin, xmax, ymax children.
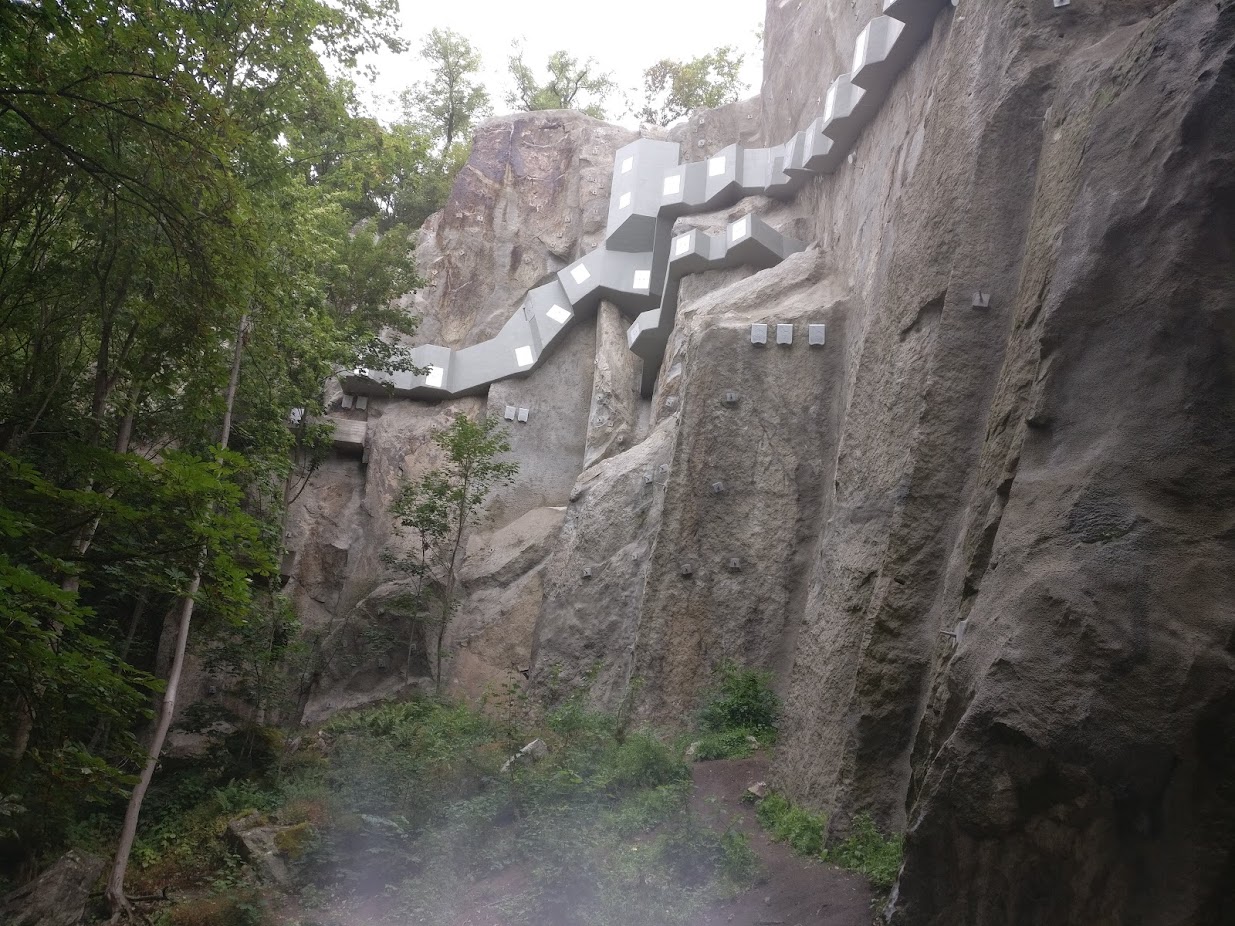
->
<box><xmin>352</xmin><ymin>0</ymin><xmax>766</xmax><ymax>127</ymax></box>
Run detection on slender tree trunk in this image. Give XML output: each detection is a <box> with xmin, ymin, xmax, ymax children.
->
<box><xmin>62</xmin><ymin>404</ymin><xmax>136</xmax><ymax>597</ymax></box>
<box><xmin>435</xmin><ymin>475</ymin><xmax>470</xmax><ymax>696</ymax></box>
<box><xmin>405</xmin><ymin>542</ymin><xmax>429</xmax><ymax>681</ymax></box>
<box><xmin>89</xmin><ymin>594</ymin><xmax>148</xmax><ymax>752</ymax></box>
<box><xmin>106</xmin><ymin>316</ymin><xmax>246</xmax><ymax>921</ymax></box>
<box><xmin>103</xmin><ymin>573</ymin><xmax>199</xmax><ymax>920</ymax></box>
<box><xmin>5</xmin><ymin>697</ymin><xmax>34</xmax><ymax>784</ymax></box>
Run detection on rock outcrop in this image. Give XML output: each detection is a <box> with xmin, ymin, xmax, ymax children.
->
<box><xmin>281</xmin><ymin>1</ymin><xmax>1235</xmax><ymax>923</ymax></box>
<box><xmin>0</xmin><ymin>849</ymin><xmax>103</xmax><ymax>926</ymax></box>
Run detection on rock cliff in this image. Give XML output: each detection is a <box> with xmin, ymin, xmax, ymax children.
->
<box><xmin>283</xmin><ymin>1</ymin><xmax>1235</xmax><ymax>922</ymax></box>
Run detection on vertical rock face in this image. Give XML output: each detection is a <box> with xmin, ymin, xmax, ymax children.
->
<box><xmin>284</xmin><ymin>113</ymin><xmax>635</xmax><ymax>721</ymax></box>
<box><xmin>406</xmin><ymin>114</ymin><xmax>638</xmax><ymax>347</ymax></box>
<box><xmin>283</xmin><ymin>1</ymin><xmax>1235</xmax><ymax>922</ymax></box>
<box><xmin>754</xmin><ymin>1</ymin><xmax>1235</xmax><ymax>924</ymax></box>
<box><xmin>879</xmin><ymin>4</ymin><xmax>1235</xmax><ymax>923</ymax></box>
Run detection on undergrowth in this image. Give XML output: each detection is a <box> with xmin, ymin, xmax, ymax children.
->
<box><xmin>823</xmin><ymin>812</ymin><xmax>904</xmax><ymax>889</ymax></box>
<box><xmin>129</xmin><ymin>692</ymin><xmax>763</xmax><ymax>925</ymax></box>
<box><xmin>755</xmin><ymin>791</ymin><xmax>903</xmax><ymax>890</ymax></box>
<box><xmin>691</xmin><ymin>660</ymin><xmax>780</xmax><ymax>761</ymax></box>
<box><xmin>755</xmin><ymin>791</ymin><xmax>826</xmax><ymax>856</ymax></box>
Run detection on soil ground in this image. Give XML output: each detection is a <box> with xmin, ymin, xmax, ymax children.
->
<box><xmin>689</xmin><ymin>755</ymin><xmax>873</xmax><ymax>926</ymax></box>
<box><xmin>271</xmin><ymin>754</ymin><xmax>875</xmax><ymax>926</ymax></box>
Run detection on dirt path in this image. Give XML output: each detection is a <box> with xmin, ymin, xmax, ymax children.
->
<box><xmin>690</xmin><ymin>756</ymin><xmax>874</xmax><ymax>926</ymax></box>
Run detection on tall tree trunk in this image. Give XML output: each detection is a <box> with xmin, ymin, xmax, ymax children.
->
<box><xmin>435</xmin><ymin>474</ymin><xmax>470</xmax><ymax>696</ymax></box>
<box><xmin>62</xmin><ymin>403</ymin><xmax>136</xmax><ymax>597</ymax></box>
<box><xmin>5</xmin><ymin>697</ymin><xmax>34</xmax><ymax>785</ymax></box>
<box><xmin>89</xmin><ymin>593</ymin><xmax>148</xmax><ymax>752</ymax></box>
<box><xmin>103</xmin><ymin>572</ymin><xmax>199</xmax><ymax>920</ymax></box>
<box><xmin>405</xmin><ymin>541</ymin><xmax>429</xmax><ymax>682</ymax></box>
<box><xmin>106</xmin><ymin>316</ymin><xmax>246</xmax><ymax>921</ymax></box>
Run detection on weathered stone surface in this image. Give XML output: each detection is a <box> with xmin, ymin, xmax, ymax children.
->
<box><xmin>283</xmin><ymin>112</ymin><xmax>639</xmax><ymax>716</ymax></box>
<box><xmin>584</xmin><ymin>300</ymin><xmax>642</xmax><ymax>469</ymax></box>
<box><xmin>484</xmin><ymin>317</ymin><xmax>595</xmax><ymax>527</ymax></box>
<box><xmin>444</xmin><ymin>506</ymin><xmax>566</xmax><ymax>704</ymax></box>
<box><xmin>530</xmin><ymin>416</ymin><xmax>678</xmax><ymax>709</ymax></box>
<box><xmin>666</xmin><ymin>96</ymin><xmax>764</xmax><ymax>159</ymax></box>
<box><xmin>625</xmin><ymin>251</ymin><xmax>845</xmax><ymax>725</ymax></box>
<box><xmin>882</xmin><ymin>4</ymin><xmax>1235</xmax><ymax>923</ymax></box>
<box><xmin>404</xmin><ymin>112</ymin><xmax>638</xmax><ymax>349</ymax></box>
<box><xmin>275</xmin><ymin>2</ymin><xmax>1234</xmax><ymax>922</ymax></box>
<box><xmin>0</xmin><ymin>850</ymin><xmax>103</xmax><ymax>926</ymax></box>
<box><xmin>226</xmin><ymin>813</ymin><xmax>295</xmax><ymax>888</ymax></box>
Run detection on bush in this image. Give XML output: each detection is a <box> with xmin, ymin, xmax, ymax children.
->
<box><xmin>755</xmin><ymin>791</ymin><xmax>826</xmax><ymax>857</ymax></box>
<box><xmin>698</xmin><ymin>661</ymin><xmax>779</xmax><ymax>741</ymax></box>
<box><xmin>594</xmin><ymin>732</ymin><xmax>690</xmax><ymax>792</ymax></box>
<box><xmin>603</xmin><ymin>781</ymin><xmax>691</xmax><ymax>835</ymax></box>
<box><xmin>823</xmin><ymin>812</ymin><xmax>903</xmax><ymax>889</ymax></box>
<box><xmin>692</xmin><ymin>728</ymin><xmax>756</xmax><ymax>761</ymax></box>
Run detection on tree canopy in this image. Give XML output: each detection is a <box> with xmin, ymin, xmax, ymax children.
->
<box><xmin>506</xmin><ymin>44</ymin><xmax>616</xmax><ymax>120</ymax></box>
<box><xmin>0</xmin><ymin>0</ymin><xmax>429</xmax><ymax>886</ymax></box>
<box><xmin>403</xmin><ymin>28</ymin><xmax>491</xmax><ymax>151</ymax></box>
<box><xmin>639</xmin><ymin>46</ymin><xmax>747</xmax><ymax>126</ymax></box>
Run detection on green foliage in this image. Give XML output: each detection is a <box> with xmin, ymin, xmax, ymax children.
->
<box><xmin>323</xmin><ymin>699</ymin><xmax>503</xmax><ymax>821</ymax></box>
<box><xmin>155</xmin><ymin>889</ymin><xmax>268</xmax><ymax>926</ymax></box>
<box><xmin>269</xmin><ymin>696</ymin><xmax>760</xmax><ymax>924</ymax></box>
<box><xmin>756</xmin><ymin>791</ymin><xmax>827</xmax><ymax>857</ymax></box>
<box><xmin>0</xmin><ymin>0</ymin><xmax>431</xmax><ymax>871</ymax></box>
<box><xmin>754</xmin><ymin>794</ymin><xmax>903</xmax><ymax>890</ymax></box>
<box><xmin>382</xmin><ymin>413</ymin><xmax>518</xmax><ymax>691</ymax></box>
<box><xmin>402</xmin><ymin>28</ymin><xmax>491</xmax><ymax>150</ymax></box>
<box><xmin>506</xmin><ymin>44</ymin><xmax>616</xmax><ymax>119</ymax></box>
<box><xmin>272</xmin><ymin>821</ymin><xmax>315</xmax><ymax>859</ymax></box>
<box><xmin>693</xmin><ymin>728</ymin><xmax>757</xmax><ymax>761</ymax></box>
<box><xmin>822</xmin><ymin>812</ymin><xmax>904</xmax><ymax>889</ymax></box>
<box><xmin>698</xmin><ymin>660</ymin><xmax>780</xmax><ymax>741</ymax></box>
<box><xmin>640</xmin><ymin>46</ymin><xmax>747</xmax><ymax>126</ymax></box>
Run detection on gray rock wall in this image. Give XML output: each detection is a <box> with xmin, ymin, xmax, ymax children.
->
<box><xmin>284</xmin><ymin>113</ymin><xmax>635</xmax><ymax>721</ymax></box>
<box><xmin>281</xmin><ymin>2</ymin><xmax>1235</xmax><ymax>923</ymax></box>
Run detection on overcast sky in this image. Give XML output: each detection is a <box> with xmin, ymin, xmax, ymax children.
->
<box><xmin>353</xmin><ymin>0</ymin><xmax>766</xmax><ymax>127</ymax></box>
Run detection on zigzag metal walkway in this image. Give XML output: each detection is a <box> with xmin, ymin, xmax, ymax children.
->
<box><xmin>345</xmin><ymin>0</ymin><xmax>950</xmax><ymax>402</ymax></box>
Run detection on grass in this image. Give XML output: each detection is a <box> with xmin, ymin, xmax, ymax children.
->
<box><xmin>130</xmin><ymin>693</ymin><xmax>764</xmax><ymax>926</ymax></box>
<box><xmin>312</xmin><ymin>696</ymin><xmax>762</xmax><ymax>925</ymax></box>
<box><xmin>104</xmin><ymin>660</ymin><xmax>901</xmax><ymax>923</ymax></box>
<box><xmin>754</xmin><ymin>790</ymin><xmax>903</xmax><ymax>890</ymax></box>
<box><xmin>756</xmin><ymin>791</ymin><xmax>826</xmax><ymax>856</ymax></box>
<box><xmin>690</xmin><ymin>661</ymin><xmax>781</xmax><ymax>761</ymax></box>
<box><xmin>822</xmin><ymin>812</ymin><xmax>904</xmax><ymax>889</ymax></box>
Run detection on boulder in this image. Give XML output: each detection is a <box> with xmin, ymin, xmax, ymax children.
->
<box><xmin>0</xmin><ymin>849</ymin><xmax>104</xmax><ymax>926</ymax></box>
<box><xmin>225</xmin><ymin>813</ymin><xmax>296</xmax><ymax>888</ymax></box>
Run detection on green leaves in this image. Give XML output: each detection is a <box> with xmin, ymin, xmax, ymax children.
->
<box><xmin>432</xmin><ymin>412</ymin><xmax>520</xmax><ymax>510</ymax></box>
<box><xmin>506</xmin><ymin>44</ymin><xmax>616</xmax><ymax>120</ymax></box>
<box><xmin>639</xmin><ymin>46</ymin><xmax>747</xmax><ymax>127</ymax></box>
<box><xmin>382</xmin><ymin>413</ymin><xmax>519</xmax><ymax>689</ymax></box>
<box><xmin>697</xmin><ymin>660</ymin><xmax>780</xmax><ymax>740</ymax></box>
<box><xmin>0</xmin><ymin>0</ymin><xmax>424</xmax><ymax>863</ymax></box>
<box><xmin>402</xmin><ymin>29</ymin><xmax>491</xmax><ymax>151</ymax></box>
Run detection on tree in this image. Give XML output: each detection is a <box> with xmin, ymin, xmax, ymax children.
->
<box><xmin>639</xmin><ymin>46</ymin><xmax>747</xmax><ymax>126</ymax></box>
<box><xmin>385</xmin><ymin>469</ymin><xmax>452</xmax><ymax>681</ymax></box>
<box><xmin>402</xmin><ymin>28</ymin><xmax>491</xmax><ymax>151</ymax></box>
<box><xmin>386</xmin><ymin>414</ymin><xmax>518</xmax><ymax>694</ymax></box>
<box><xmin>0</xmin><ymin>0</ymin><xmax>424</xmax><ymax>912</ymax></box>
<box><xmin>506</xmin><ymin>44</ymin><xmax>616</xmax><ymax>120</ymax></box>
